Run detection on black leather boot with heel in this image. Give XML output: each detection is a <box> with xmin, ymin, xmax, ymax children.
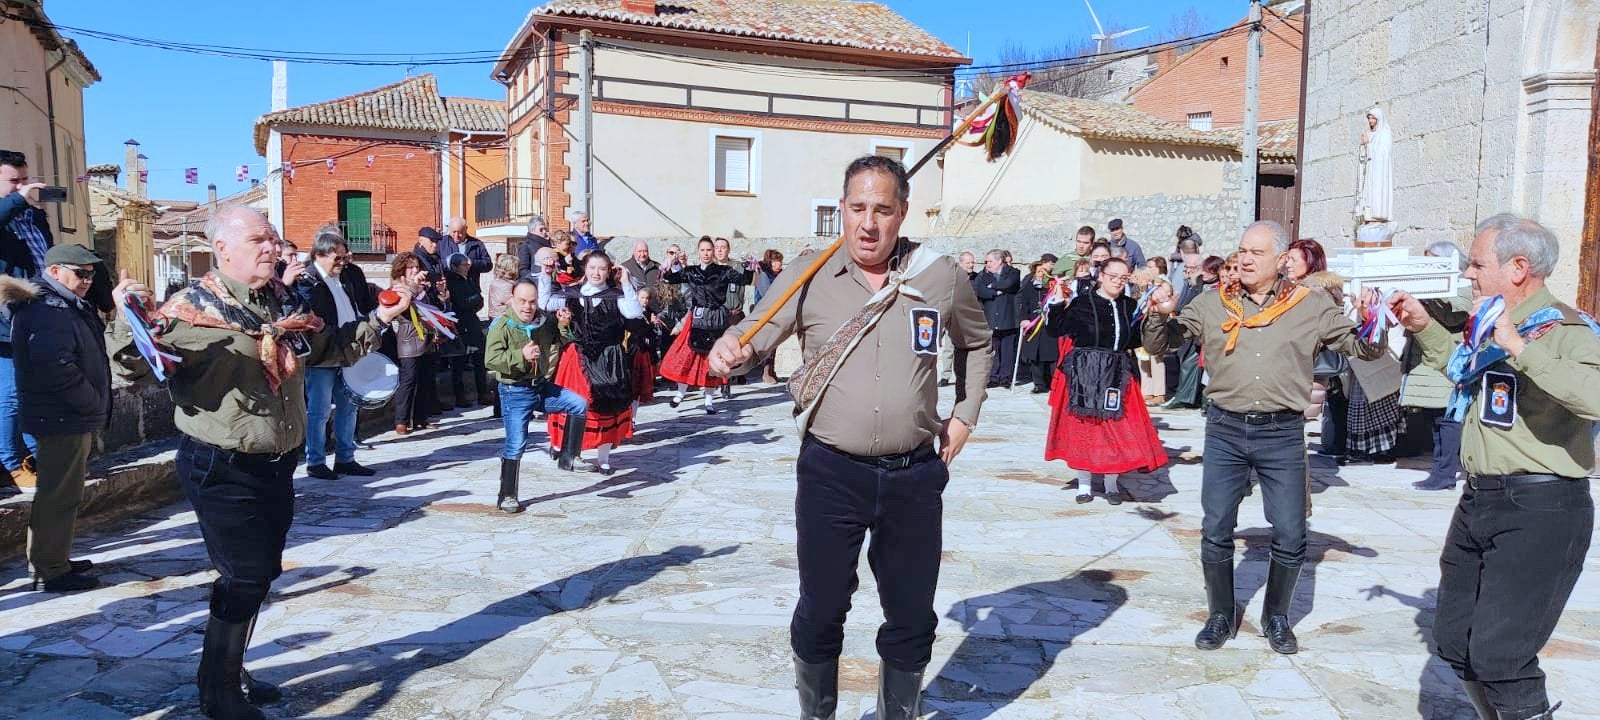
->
<box><xmin>1194</xmin><ymin>559</ymin><xmax>1241</xmax><ymax>650</ymax></box>
<box><xmin>1260</xmin><ymin>560</ymin><xmax>1301</xmax><ymax>654</ymax></box>
<box><xmin>197</xmin><ymin>615</ymin><xmax>266</xmax><ymax>720</ymax></box>
<box><xmin>794</xmin><ymin>655</ymin><xmax>838</xmax><ymax>720</ymax></box>
<box><xmin>557</xmin><ymin>416</ymin><xmax>584</xmax><ymax>472</ymax></box>
<box><xmin>876</xmin><ymin>663</ymin><xmax>924</xmax><ymax>720</ymax></box>
<box><xmin>498</xmin><ymin>458</ymin><xmax>523</xmax><ymax>514</ymax></box>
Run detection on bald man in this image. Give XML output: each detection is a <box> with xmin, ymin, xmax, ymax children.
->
<box><xmin>447</xmin><ymin>217</ymin><xmax>491</xmax><ymax>288</ymax></box>
<box><xmin>620</xmin><ymin>239</ymin><xmax>662</xmax><ymax>297</ymax></box>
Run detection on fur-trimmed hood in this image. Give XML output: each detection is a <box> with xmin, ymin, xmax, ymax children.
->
<box><xmin>0</xmin><ymin>275</ymin><xmax>40</xmax><ymax>306</ymax></box>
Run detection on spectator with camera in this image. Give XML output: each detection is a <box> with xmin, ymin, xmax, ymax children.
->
<box><xmin>0</xmin><ymin>150</ymin><xmax>54</xmax><ymax>492</ymax></box>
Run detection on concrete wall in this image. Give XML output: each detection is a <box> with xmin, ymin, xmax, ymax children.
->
<box><xmin>1299</xmin><ymin>0</ymin><xmax>1598</xmax><ymax>299</ymax></box>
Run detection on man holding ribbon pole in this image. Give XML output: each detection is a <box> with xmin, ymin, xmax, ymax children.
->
<box><xmin>1142</xmin><ymin>220</ymin><xmax>1388</xmax><ymax>657</ymax></box>
<box><xmin>1389</xmin><ymin>214</ymin><xmax>1600</xmax><ymax>720</ymax></box>
<box><xmin>708</xmin><ymin>155</ymin><xmax>991</xmax><ymax>720</ymax></box>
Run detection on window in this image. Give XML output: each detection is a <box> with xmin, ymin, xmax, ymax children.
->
<box><xmin>812</xmin><ymin>200</ymin><xmax>839</xmax><ymax>237</ymax></box>
<box><xmin>874</xmin><ymin>146</ymin><xmax>905</xmax><ymax>164</ymax></box>
<box><xmin>714</xmin><ymin>136</ymin><xmax>752</xmax><ymax>194</ymax></box>
<box><xmin>1220</xmin><ymin>56</ymin><xmax>1230</xmax><ymax>70</ymax></box>
<box><xmin>1187</xmin><ymin>112</ymin><xmax>1214</xmax><ymax>131</ymax></box>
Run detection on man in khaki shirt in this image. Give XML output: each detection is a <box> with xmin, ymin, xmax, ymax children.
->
<box><xmin>1389</xmin><ymin>215</ymin><xmax>1599</xmax><ymax>720</ymax></box>
<box><xmin>1144</xmin><ymin>221</ymin><xmax>1385</xmax><ymax>657</ymax></box>
<box><xmin>108</xmin><ymin>206</ymin><xmax>413</xmax><ymax>719</ymax></box>
<box><xmin>710</xmin><ymin>156</ymin><xmax>990</xmax><ymax>720</ymax></box>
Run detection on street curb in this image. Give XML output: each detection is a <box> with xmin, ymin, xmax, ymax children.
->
<box><xmin>0</xmin><ymin>440</ymin><xmax>181</xmax><ymax>560</ymax></box>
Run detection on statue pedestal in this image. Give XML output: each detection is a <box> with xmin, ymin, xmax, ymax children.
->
<box><xmin>1328</xmin><ymin>247</ymin><xmax>1459</xmax><ymax>299</ymax></box>
<box><xmin>1352</xmin><ymin>222</ymin><xmax>1393</xmax><ymax>247</ymax></box>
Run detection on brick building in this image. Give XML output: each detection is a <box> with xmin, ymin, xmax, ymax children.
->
<box><xmin>486</xmin><ymin>0</ymin><xmax>965</xmax><ymax>247</ymax></box>
<box><xmin>253</xmin><ymin>74</ymin><xmax>505</xmax><ymax>256</ymax></box>
<box><xmin>1127</xmin><ymin>7</ymin><xmax>1304</xmax><ymax>129</ymax></box>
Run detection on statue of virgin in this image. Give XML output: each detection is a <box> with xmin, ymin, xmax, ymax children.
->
<box><xmin>1354</xmin><ymin>106</ymin><xmax>1393</xmax><ymax>225</ymax></box>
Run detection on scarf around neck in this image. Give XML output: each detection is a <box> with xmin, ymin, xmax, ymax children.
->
<box><xmin>1218</xmin><ymin>279</ymin><xmax>1310</xmax><ymax>353</ymax></box>
<box><xmin>157</xmin><ymin>272</ymin><xmax>324</xmax><ymax>392</ymax></box>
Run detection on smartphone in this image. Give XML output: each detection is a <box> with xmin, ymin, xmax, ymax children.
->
<box><xmin>296</xmin><ymin>252</ymin><xmax>310</xmax><ymax>264</ymax></box>
<box><xmin>38</xmin><ymin>186</ymin><xmax>67</xmax><ymax>203</ymax></box>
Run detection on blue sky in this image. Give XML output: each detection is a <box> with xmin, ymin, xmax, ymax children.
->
<box><xmin>48</xmin><ymin>0</ymin><xmax>1224</xmax><ymax>202</ymax></box>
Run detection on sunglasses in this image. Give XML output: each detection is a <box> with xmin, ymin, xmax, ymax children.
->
<box><xmin>59</xmin><ymin>266</ymin><xmax>96</xmax><ymax>280</ymax></box>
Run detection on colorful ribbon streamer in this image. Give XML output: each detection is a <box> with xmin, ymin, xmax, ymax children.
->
<box><xmin>120</xmin><ymin>297</ymin><xmax>181</xmax><ymax>382</ymax></box>
<box><xmin>413</xmin><ymin>301</ymin><xmax>459</xmax><ymax>340</ymax></box>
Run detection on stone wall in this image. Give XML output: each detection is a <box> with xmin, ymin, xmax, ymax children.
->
<box><xmin>1299</xmin><ymin>0</ymin><xmax>1598</xmax><ymax>298</ymax></box>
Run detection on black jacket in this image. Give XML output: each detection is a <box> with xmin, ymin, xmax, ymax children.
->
<box><xmin>1017</xmin><ymin>276</ymin><xmax>1059</xmax><ymax>363</ymax></box>
<box><xmin>297</xmin><ymin>264</ymin><xmax>377</xmax><ymax>368</ymax></box>
<box><xmin>453</xmin><ymin>234</ymin><xmax>493</xmax><ymax>287</ymax></box>
<box><xmin>972</xmin><ymin>265</ymin><xmax>1022</xmax><ymax>331</ymax></box>
<box><xmin>446</xmin><ymin>271</ymin><xmax>485</xmax><ymax>347</ymax></box>
<box><xmin>3</xmin><ymin>275</ymin><xmax>110</xmax><ymax>435</ymax></box>
<box><xmin>1047</xmin><ymin>291</ymin><xmax>1141</xmax><ymax>352</ymax></box>
<box><xmin>516</xmin><ymin>234</ymin><xmax>551</xmax><ymax>277</ymax></box>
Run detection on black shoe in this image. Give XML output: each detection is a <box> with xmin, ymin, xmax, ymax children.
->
<box><xmin>1105</xmin><ymin>490</ymin><xmax>1124</xmax><ymax>506</ymax></box>
<box><xmin>1412</xmin><ymin>475</ymin><xmax>1459</xmax><ymax>491</ymax></box>
<box><xmin>1075</xmin><ymin>493</ymin><xmax>1093</xmax><ymax>504</ymax></box>
<box><xmin>794</xmin><ymin>656</ymin><xmax>838</xmax><ymax>720</ymax></box>
<box><xmin>1194</xmin><ymin>559</ymin><xmax>1240</xmax><ymax>650</ymax></box>
<box><xmin>669</xmin><ymin>395</ymin><xmax>682</xmax><ymax>409</ymax></box>
<box><xmin>876</xmin><ymin>663</ymin><xmax>923</xmax><ymax>720</ymax></box>
<box><xmin>498</xmin><ymin>458</ymin><xmax>523</xmax><ymax>514</ymax></box>
<box><xmin>332</xmin><ymin>461</ymin><xmax>375</xmax><ymax>477</ymax></box>
<box><xmin>69</xmin><ymin>559</ymin><xmax>94</xmax><ymax>573</ymax></box>
<box><xmin>32</xmin><ymin>570</ymin><xmax>99</xmax><ymax>592</ymax></box>
<box><xmin>197</xmin><ymin>615</ymin><xmax>266</xmax><ymax>720</ymax></box>
<box><xmin>704</xmin><ymin>406</ymin><xmax>717</xmax><ymax>415</ymax></box>
<box><xmin>1260</xmin><ymin>560</ymin><xmax>1301</xmax><ymax>654</ymax></box>
<box><xmin>239</xmin><ymin>613</ymin><xmax>281</xmax><ymax>705</ymax></box>
<box><xmin>1030</xmin><ymin>386</ymin><xmax>1050</xmax><ymax>394</ymax></box>
<box><xmin>1460</xmin><ymin>680</ymin><xmax>1493</xmax><ymax>720</ymax></box>
<box><xmin>305</xmin><ymin>464</ymin><xmax>338</xmax><ymax>480</ymax></box>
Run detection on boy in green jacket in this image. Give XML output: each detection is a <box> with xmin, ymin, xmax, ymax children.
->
<box><xmin>485</xmin><ymin>278</ymin><xmax>587</xmax><ymax>512</ymax></box>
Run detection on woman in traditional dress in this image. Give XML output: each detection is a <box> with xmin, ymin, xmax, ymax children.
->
<box><xmin>658</xmin><ymin>236</ymin><xmax>750</xmax><ymax>414</ymax></box>
<box><xmin>540</xmin><ymin>252</ymin><xmax>644</xmax><ymax>475</ymax></box>
<box><xmin>628</xmin><ymin>287</ymin><xmax>666</xmax><ymax>410</ymax></box>
<box><xmin>1045</xmin><ymin>257</ymin><xmax>1167</xmax><ymax>505</ymax></box>
<box><xmin>1016</xmin><ymin>260</ymin><xmax>1059</xmax><ymax>393</ymax></box>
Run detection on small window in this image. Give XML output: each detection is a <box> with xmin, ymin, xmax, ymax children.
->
<box><xmin>1220</xmin><ymin>56</ymin><xmax>1230</xmax><ymax>70</ymax></box>
<box><xmin>813</xmin><ymin>203</ymin><xmax>839</xmax><ymax>237</ymax></box>
<box><xmin>1187</xmin><ymin>112</ymin><xmax>1214</xmax><ymax>131</ymax></box>
<box><xmin>874</xmin><ymin>146</ymin><xmax>906</xmax><ymax>164</ymax></box>
<box><xmin>714</xmin><ymin>136</ymin><xmax>752</xmax><ymax>194</ymax></box>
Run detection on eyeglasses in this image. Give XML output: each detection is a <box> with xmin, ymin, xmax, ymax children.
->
<box><xmin>59</xmin><ymin>266</ymin><xmax>95</xmax><ymax>280</ymax></box>
<box><xmin>1102</xmin><ymin>273</ymin><xmax>1132</xmax><ymax>283</ymax></box>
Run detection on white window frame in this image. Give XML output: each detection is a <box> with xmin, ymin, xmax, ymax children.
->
<box><xmin>810</xmin><ymin>198</ymin><xmax>840</xmax><ymax>237</ymax></box>
<box><xmin>868</xmin><ymin>138</ymin><xmax>917</xmax><ymax>195</ymax></box>
<box><xmin>708</xmin><ymin>127</ymin><xmax>762</xmax><ymax>195</ymax></box>
<box><xmin>1187</xmin><ymin>112</ymin><xmax>1214</xmax><ymax>131</ymax></box>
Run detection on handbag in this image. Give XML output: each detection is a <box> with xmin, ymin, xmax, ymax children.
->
<box><xmin>1313</xmin><ymin>347</ymin><xmax>1349</xmax><ymax>379</ymax></box>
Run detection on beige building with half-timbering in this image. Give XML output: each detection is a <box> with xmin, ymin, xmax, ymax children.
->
<box><xmin>1298</xmin><ymin>0</ymin><xmax>1599</xmax><ymax>307</ymax></box>
<box><xmin>0</xmin><ymin>0</ymin><xmax>100</xmax><ymax>244</ymax></box>
<box><xmin>486</xmin><ymin>0</ymin><xmax>965</xmax><ymax>246</ymax></box>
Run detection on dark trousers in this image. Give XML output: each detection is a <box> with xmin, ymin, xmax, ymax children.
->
<box><xmin>791</xmin><ymin>439</ymin><xmax>948</xmax><ymax>672</ymax></box>
<box><xmin>395</xmin><ymin>355</ymin><xmax>440</xmax><ymax>427</ymax></box>
<box><xmin>176</xmin><ymin>436</ymin><xmax>296</xmax><ymax>623</ymax></box>
<box><xmin>988</xmin><ymin>329</ymin><xmax>1018</xmax><ymax>385</ymax></box>
<box><xmin>1200</xmin><ymin>405</ymin><xmax>1308</xmax><ymax>567</ymax></box>
<box><xmin>449</xmin><ymin>351</ymin><xmax>490</xmax><ymax>404</ymax></box>
<box><xmin>1429</xmin><ymin>416</ymin><xmax>1463</xmax><ymax>483</ymax></box>
<box><xmin>27</xmin><ymin>432</ymin><xmax>94</xmax><ymax>580</ymax></box>
<box><xmin>1020</xmin><ymin>361</ymin><xmax>1051</xmax><ymax>391</ymax></box>
<box><xmin>1435</xmin><ymin>478</ymin><xmax>1592</xmax><ymax>710</ymax></box>
<box><xmin>1319</xmin><ymin>381</ymin><xmax>1348</xmax><ymax>456</ymax></box>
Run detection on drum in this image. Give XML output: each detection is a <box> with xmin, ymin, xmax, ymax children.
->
<box><xmin>339</xmin><ymin>353</ymin><xmax>399</xmax><ymax>410</ymax></box>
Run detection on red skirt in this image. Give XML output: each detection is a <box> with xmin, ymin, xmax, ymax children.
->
<box><xmin>549</xmin><ymin>345</ymin><xmax>633</xmax><ymax>450</ymax></box>
<box><xmin>1045</xmin><ymin>368</ymin><xmax>1167</xmax><ymax>474</ymax></box>
<box><xmin>631</xmin><ymin>350</ymin><xmax>656</xmax><ymax>404</ymax></box>
<box><xmin>659</xmin><ymin>316</ymin><xmax>727</xmax><ymax>388</ymax></box>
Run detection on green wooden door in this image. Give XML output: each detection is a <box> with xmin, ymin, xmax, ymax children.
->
<box><xmin>337</xmin><ymin>191</ymin><xmax>373</xmax><ymax>252</ymax></box>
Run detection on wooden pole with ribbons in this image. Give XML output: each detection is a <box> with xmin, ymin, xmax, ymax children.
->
<box><xmin>737</xmin><ymin>73</ymin><xmax>1031</xmax><ymax>347</ymax></box>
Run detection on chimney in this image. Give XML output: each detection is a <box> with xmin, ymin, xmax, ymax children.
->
<box><xmin>207</xmin><ymin>183</ymin><xmax>217</xmax><ymax>204</ymax></box>
<box><xmin>123</xmin><ymin>139</ymin><xmax>139</xmax><ymax>193</ymax></box>
<box><xmin>271</xmin><ymin>60</ymin><xmax>288</xmax><ymax>112</ymax></box>
<box><xmin>251</xmin><ymin>179</ymin><xmax>260</xmax><ymax>188</ymax></box>
<box><xmin>620</xmin><ymin>0</ymin><xmax>656</xmax><ymax>15</ymax></box>
<box><xmin>135</xmin><ymin>153</ymin><xmax>149</xmax><ymax>199</ymax></box>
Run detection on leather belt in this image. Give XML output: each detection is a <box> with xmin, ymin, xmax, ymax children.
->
<box><xmin>185</xmin><ymin>437</ymin><xmax>295</xmax><ymax>465</ymax></box>
<box><xmin>1206</xmin><ymin>403</ymin><xmax>1301</xmax><ymax>425</ymax></box>
<box><xmin>1465</xmin><ymin>473</ymin><xmax>1573</xmax><ymax>491</ymax></box>
<box><xmin>812</xmin><ymin>438</ymin><xmax>938</xmax><ymax>470</ymax></box>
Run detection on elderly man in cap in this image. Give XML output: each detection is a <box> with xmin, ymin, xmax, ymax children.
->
<box><xmin>1</xmin><ymin>244</ymin><xmax>110</xmax><ymax>592</ymax></box>
<box><xmin>1108</xmin><ymin>219</ymin><xmax>1146</xmax><ymax>269</ymax></box>
<box><xmin>414</xmin><ymin>227</ymin><xmax>447</xmax><ymax>276</ymax></box>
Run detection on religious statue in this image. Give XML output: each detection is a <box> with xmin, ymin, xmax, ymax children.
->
<box><xmin>1354</xmin><ymin>106</ymin><xmax>1393</xmax><ymax>229</ymax></box>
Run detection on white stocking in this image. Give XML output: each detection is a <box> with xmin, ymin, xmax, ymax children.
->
<box><xmin>596</xmin><ymin>443</ymin><xmax>612</xmax><ymax>468</ymax></box>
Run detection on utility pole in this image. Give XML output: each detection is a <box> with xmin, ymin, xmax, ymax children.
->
<box><xmin>577</xmin><ymin>30</ymin><xmax>595</xmax><ymax>223</ymax></box>
<box><xmin>1240</xmin><ymin>0</ymin><xmax>1262</xmax><ymax>229</ymax></box>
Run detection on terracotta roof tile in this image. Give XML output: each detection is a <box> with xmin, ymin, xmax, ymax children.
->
<box><xmin>253</xmin><ymin>74</ymin><xmax>504</xmax><ymax>154</ymax></box>
<box><xmin>530</xmin><ymin>0</ymin><xmax>964</xmax><ymax>59</ymax></box>
<box><xmin>1016</xmin><ymin>91</ymin><xmax>1297</xmax><ymax>161</ymax></box>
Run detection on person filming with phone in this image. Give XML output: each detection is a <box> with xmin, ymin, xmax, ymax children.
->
<box><xmin>0</xmin><ymin>149</ymin><xmax>59</xmax><ymax>494</ymax></box>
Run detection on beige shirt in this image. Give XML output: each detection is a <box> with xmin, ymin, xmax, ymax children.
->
<box><xmin>1143</xmin><ymin>281</ymin><xmax>1385</xmax><ymax>413</ymax></box>
<box><xmin>730</xmin><ymin>245</ymin><xmax>992</xmax><ymax>457</ymax></box>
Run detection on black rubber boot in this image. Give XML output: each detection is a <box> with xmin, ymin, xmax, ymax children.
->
<box><xmin>238</xmin><ymin>612</ymin><xmax>281</xmax><ymax>705</ymax></box>
<box><xmin>1194</xmin><ymin>559</ymin><xmax>1241</xmax><ymax>650</ymax></box>
<box><xmin>197</xmin><ymin>615</ymin><xmax>266</xmax><ymax>720</ymax></box>
<box><xmin>557</xmin><ymin>415</ymin><xmax>584</xmax><ymax>472</ymax></box>
<box><xmin>1460</xmin><ymin>680</ymin><xmax>1493</xmax><ymax>720</ymax></box>
<box><xmin>794</xmin><ymin>655</ymin><xmax>838</xmax><ymax>720</ymax></box>
<box><xmin>498</xmin><ymin>458</ymin><xmax>523</xmax><ymax>514</ymax></box>
<box><xmin>1260</xmin><ymin>560</ymin><xmax>1301</xmax><ymax>654</ymax></box>
<box><xmin>876</xmin><ymin>663</ymin><xmax>923</xmax><ymax>720</ymax></box>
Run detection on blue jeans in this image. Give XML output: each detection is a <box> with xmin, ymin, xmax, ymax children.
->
<box><xmin>0</xmin><ymin>355</ymin><xmax>38</xmax><ymax>471</ymax></box>
<box><xmin>304</xmin><ymin>367</ymin><xmax>357</xmax><ymax>466</ymax></box>
<box><xmin>499</xmin><ymin>382</ymin><xmax>587</xmax><ymax>460</ymax></box>
<box><xmin>1200</xmin><ymin>404</ymin><xmax>1309</xmax><ymax>567</ymax></box>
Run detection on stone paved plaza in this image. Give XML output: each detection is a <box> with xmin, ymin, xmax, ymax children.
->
<box><xmin>1</xmin><ymin>384</ymin><xmax>1597</xmax><ymax>720</ymax></box>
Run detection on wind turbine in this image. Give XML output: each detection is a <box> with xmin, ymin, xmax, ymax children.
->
<box><xmin>1084</xmin><ymin>0</ymin><xmax>1148</xmax><ymax>54</ymax></box>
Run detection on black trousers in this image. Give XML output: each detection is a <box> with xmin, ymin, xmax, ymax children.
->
<box><xmin>1199</xmin><ymin>405</ymin><xmax>1308</xmax><ymax>567</ymax></box>
<box><xmin>1428</xmin><ymin>416</ymin><xmax>1464</xmax><ymax>484</ymax></box>
<box><xmin>449</xmin><ymin>351</ymin><xmax>490</xmax><ymax>403</ymax></box>
<box><xmin>395</xmin><ymin>355</ymin><xmax>440</xmax><ymax>427</ymax></box>
<box><xmin>1435</xmin><ymin>477</ymin><xmax>1592</xmax><ymax>710</ymax></box>
<box><xmin>176</xmin><ymin>436</ymin><xmax>296</xmax><ymax>623</ymax></box>
<box><xmin>988</xmin><ymin>329</ymin><xmax>1019</xmax><ymax>385</ymax></box>
<box><xmin>791</xmin><ymin>439</ymin><xmax>948</xmax><ymax>672</ymax></box>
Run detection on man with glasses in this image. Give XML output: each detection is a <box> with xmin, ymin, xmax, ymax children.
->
<box><xmin>4</xmin><ymin>244</ymin><xmax>109</xmax><ymax>591</ymax></box>
<box><xmin>298</xmin><ymin>225</ymin><xmax>380</xmax><ymax>480</ymax></box>
<box><xmin>517</xmin><ymin>215</ymin><xmax>552</xmax><ymax>275</ymax></box>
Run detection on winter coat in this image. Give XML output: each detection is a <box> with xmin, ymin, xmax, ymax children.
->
<box><xmin>972</xmin><ymin>265</ymin><xmax>1022</xmax><ymax>331</ymax></box>
<box><xmin>2</xmin><ymin>275</ymin><xmax>110</xmax><ymax>435</ymax></box>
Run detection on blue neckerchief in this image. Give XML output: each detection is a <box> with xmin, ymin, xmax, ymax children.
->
<box><xmin>1444</xmin><ymin>304</ymin><xmax>1568</xmax><ymax>421</ymax></box>
<box><xmin>492</xmin><ymin>313</ymin><xmax>545</xmax><ymax>340</ymax></box>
